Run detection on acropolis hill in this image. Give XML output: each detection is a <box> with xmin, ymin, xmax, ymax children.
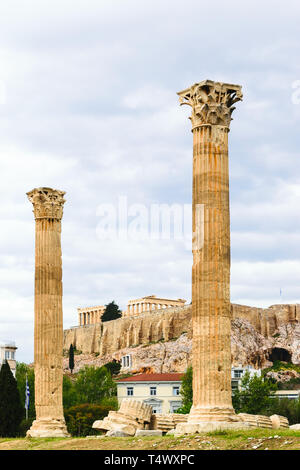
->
<box><xmin>63</xmin><ymin>302</ymin><xmax>300</xmax><ymax>374</ymax></box>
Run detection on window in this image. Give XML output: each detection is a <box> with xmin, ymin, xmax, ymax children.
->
<box><xmin>234</xmin><ymin>370</ymin><xmax>243</xmax><ymax>378</ymax></box>
<box><xmin>5</xmin><ymin>351</ymin><xmax>10</xmax><ymax>360</ymax></box>
<box><xmin>127</xmin><ymin>386</ymin><xmax>134</xmax><ymax>396</ymax></box>
<box><xmin>173</xmin><ymin>386</ymin><xmax>180</xmax><ymax>396</ymax></box>
<box><xmin>170</xmin><ymin>402</ymin><xmax>181</xmax><ymax>413</ymax></box>
<box><xmin>231</xmin><ymin>382</ymin><xmax>239</xmax><ymax>391</ymax></box>
<box><xmin>150</xmin><ymin>386</ymin><xmax>157</xmax><ymax>396</ymax></box>
<box><xmin>121</xmin><ymin>355</ymin><xmax>131</xmax><ymax>368</ymax></box>
<box><xmin>11</xmin><ymin>352</ymin><xmax>15</xmax><ymax>360</ymax></box>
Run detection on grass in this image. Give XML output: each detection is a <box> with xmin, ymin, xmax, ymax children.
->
<box><xmin>0</xmin><ymin>429</ymin><xmax>299</xmax><ymax>450</ymax></box>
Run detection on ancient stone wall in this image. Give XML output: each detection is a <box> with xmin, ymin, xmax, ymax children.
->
<box><xmin>64</xmin><ymin>305</ymin><xmax>191</xmax><ymax>356</ymax></box>
<box><xmin>63</xmin><ymin>303</ymin><xmax>300</xmax><ymax>371</ymax></box>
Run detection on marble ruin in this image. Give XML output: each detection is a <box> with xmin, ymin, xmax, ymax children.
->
<box><xmin>26</xmin><ymin>187</ymin><xmax>69</xmax><ymax>438</ymax></box>
<box><xmin>93</xmin><ymin>399</ymin><xmax>153</xmax><ymax>436</ymax></box>
<box><xmin>78</xmin><ymin>305</ymin><xmax>106</xmax><ymax>326</ymax></box>
<box><xmin>123</xmin><ymin>295</ymin><xmax>186</xmax><ymax>317</ymax></box>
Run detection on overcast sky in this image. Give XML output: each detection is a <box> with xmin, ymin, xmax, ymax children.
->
<box><xmin>0</xmin><ymin>0</ymin><xmax>299</xmax><ymax>363</ymax></box>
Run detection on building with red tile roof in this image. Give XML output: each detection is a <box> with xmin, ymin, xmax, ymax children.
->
<box><xmin>117</xmin><ymin>373</ymin><xmax>184</xmax><ymax>414</ymax></box>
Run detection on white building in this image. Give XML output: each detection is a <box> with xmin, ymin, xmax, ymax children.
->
<box><xmin>231</xmin><ymin>365</ymin><xmax>261</xmax><ymax>391</ymax></box>
<box><xmin>274</xmin><ymin>390</ymin><xmax>300</xmax><ymax>400</ymax></box>
<box><xmin>117</xmin><ymin>373</ymin><xmax>183</xmax><ymax>414</ymax></box>
<box><xmin>0</xmin><ymin>341</ymin><xmax>17</xmax><ymax>377</ymax></box>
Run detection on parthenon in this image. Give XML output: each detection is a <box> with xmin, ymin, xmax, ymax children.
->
<box><xmin>124</xmin><ymin>295</ymin><xmax>186</xmax><ymax>317</ymax></box>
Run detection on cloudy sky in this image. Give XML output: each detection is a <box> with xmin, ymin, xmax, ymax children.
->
<box><xmin>0</xmin><ymin>0</ymin><xmax>299</xmax><ymax>363</ymax></box>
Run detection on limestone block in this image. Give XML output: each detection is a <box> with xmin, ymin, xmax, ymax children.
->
<box><xmin>270</xmin><ymin>414</ymin><xmax>289</xmax><ymax>429</ymax></box>
<box><xmin>174</xmin><ymin>421</ymin><xmax>251</xmax><ymax>436</ymax></box>
<box><xmin>238</xmin><ymin>413</ymin><xmax>273</xmax><ymax>429</ymax></box>
<box><xmin>92</xmin><ymin>418</ymin><xmax>112</xmax><ymax>431</ymax></box>
<box><xmin>106</xmin><ymin>411</ymin><xmax>144</xmax><ymax>428</ymax></box>
<box><xmin>153</xmin><ymin>413</ymin><xmax>188</xmax><ymax>433</ymax></box>
<box><xmin>119</xmin><ymin>399</ymin><xmax>152</xmax><ymax>423</ymax></box>
<box><xmin>173</xmin><ymin>414</ymin><xmax>188</xmax><ymax>424</ymax></box>
<box><xmin>257</xmin><ymin>415</ymin><xmax>273</xmax><ymax>428</ymax></box>
<box><xmin>135</xmin><ymin>430</ymin><xmax>163</xmax><ymax>436</ymax></box>
<box><xmin>290</xmin><ymin>424</ymin><xmax>300</xmax><ymax>430</ymax></box>
<box><xmin>92</xmin><ymin>416</ymin><xmax>138</xmax><ymax>435</ymax></box>
<box><xmin>106</xmin><ymin>429</ymin><xmax>132</xmax><ymax>437</ymax></box>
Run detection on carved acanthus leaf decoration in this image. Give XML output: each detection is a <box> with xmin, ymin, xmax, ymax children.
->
<box><xmin>178</xmin><ymin>80</ymin><xmax>243</xmax><ymax>128</ymax></box>
<box><xmin>27</xmin><ymin>187</ymin><xmax>66</xmax><ymax>220</ymax></box>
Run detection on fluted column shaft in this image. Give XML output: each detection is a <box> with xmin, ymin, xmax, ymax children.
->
<box><xmin>190</xmin><ymin>125</ymin><xmax>233</xmax><ymax>421</ymax></box>
<box><xmin>34</xmin><ymin>218</ymin><xmax>64</xmax><ymax>420</ymax></box>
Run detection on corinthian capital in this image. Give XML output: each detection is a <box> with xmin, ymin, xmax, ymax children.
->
<box><xmin>27</xmin><ymin>187</ymin><xmax>66</xmax><ymax>220</ymax></box>
<box><xmin>177</xmin><ymin>80</ymin><xmax>242</xmax><ymax>129</ymax></box>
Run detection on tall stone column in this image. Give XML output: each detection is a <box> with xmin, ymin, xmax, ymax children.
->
<box><xmin>177</xmin><ymin>81</ymin><xmax>243</xmax><ymax>430</ymax></box>
<box><xmin>27</xmin><ymin>187</ymin><xmax>69</xmax><ymax>437</ymax></box>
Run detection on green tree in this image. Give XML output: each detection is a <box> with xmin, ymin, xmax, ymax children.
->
<box><xmin>175</xmin><ymin>366</ymin><xmax>193</xmax><ymax>414</ymax></box>
<box><xmin>63</xmin><ymin>375</ymin><xmax>78</xmax><ymax>409</ymax></box>
<box><xmin>74</xmin><ymin>365</ymin><xmax>117</xmax><ymax>404</ymax></box>
<box><xmin>0</xmin><ymin>361</ymin><xmax>24</xmax><ymax>436</ymax></box>
<box><xmin>232</xmin><ymin>371</ymin><xmax>277</xmax><ymax>415</ymax></box>
<box><xmin>69</xmin><ymin>344</ymin><xmax>75</xmax><ymax>374</ymax></box>
<box><xmin>16</xmin><ymin>362</ymin><xmax>35</xmax><ymax>420</ymax></box>
<box><xmin>101</xmin><ymin>301</ymin><xmax>122</xmax><ymax>322</ymax></box>
<box><xmin>265</xmin><ymin>397</ymin><xmax>300</xmax><ymax>425</ymax></box>
<box><xmin>104</xmin><ymin>359</ymin><xmax>121</xmax><ymax>376</ymax></box>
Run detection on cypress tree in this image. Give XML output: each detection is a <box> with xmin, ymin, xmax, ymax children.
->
<box><xmin>0</xmin><ymin>360</ymin><xmax>24</xmax><ymax>436</ymax></box>
<box><xmin>69</xmin><ymin>344</ymin><xmax>75</xmax><ymax>374</ymax></box>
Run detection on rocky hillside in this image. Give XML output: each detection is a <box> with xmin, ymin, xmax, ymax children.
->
<box><xmin>63</xmin><ymin>306</ymin><xmax>300</xmax><ymax>373</ymax></box>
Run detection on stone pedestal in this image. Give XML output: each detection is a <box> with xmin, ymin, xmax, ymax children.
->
<box><xmin>26</xmin><ymin>187</ymin><xmax>69</xmax><ymax>438</ymax></box>
<box><xmin>177</xmin><ymin>81</ymin><xmax>243</xmax><ymax>428</ymax></box>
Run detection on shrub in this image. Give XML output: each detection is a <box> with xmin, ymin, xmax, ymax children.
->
<box><xmin>265</xmin><ymin>398</ymin><xmax>300</xmax><ymax>425</ymax></box>
<box><xmin>103</xmin><ymin>360</ymin><xmax>121</xmax><ymax>376</ymax></box>
<box><xmin>64</xmin><ymin>403</ymin><xmax>114</xmax><ymax>436</ymax></box>
<box><xmin>18</xmin><ymin>418</ymin><xmax>34</xmax><ymax>437</ymax></box>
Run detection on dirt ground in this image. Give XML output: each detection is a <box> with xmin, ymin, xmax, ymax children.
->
<box><xmin>0</xmin><ymin>428</ymin><xmax>299</xmax><ymax>450</ymax></box>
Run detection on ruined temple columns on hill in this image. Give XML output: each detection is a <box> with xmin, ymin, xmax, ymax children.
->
<box><xmin>177</xmin><ymin>81</ymin><xmax>243</xmax><ymax>430</ymax></box>
<box><xmin>26</xmin><ymin>187</ymin><xmax>69</xmax><ymax>437</ymax></box>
